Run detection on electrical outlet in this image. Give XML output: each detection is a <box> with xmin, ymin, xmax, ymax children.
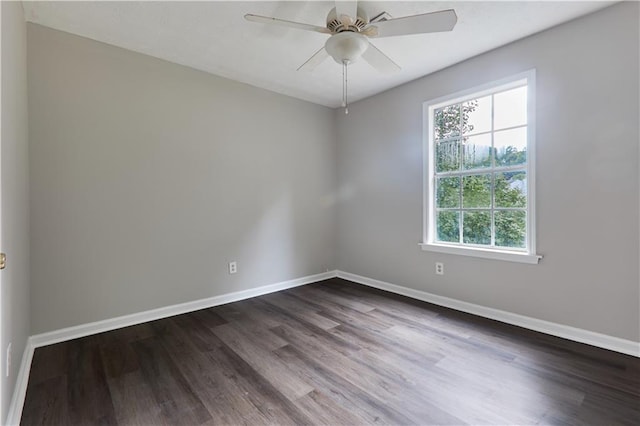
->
<box><xmin>435</xmin><ymin>262</ymin><xmax>444</xmax><ymax>275</ymax></box>
<box><xmin>228</xmin><ymin>261</ymin><xmax>237</xmax><ymax>274</ymax></box>
<box><xmin>6</xmin><ymin>342</ymin><xmax>12</xmax><ymax>377</ymax></box>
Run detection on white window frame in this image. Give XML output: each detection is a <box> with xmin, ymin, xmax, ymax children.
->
<box><xmin>420</xmin><ymin>70</ymin><xmax>541</xmax><ymax>264</ymax></box>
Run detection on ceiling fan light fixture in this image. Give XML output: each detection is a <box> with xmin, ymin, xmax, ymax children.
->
<box><xmin>325</xmin><ymin>32</ymin><xmax>369</xmax><ymax>64</ymax></box>
<box><xmin>245</xmin><ymin>1</ymin><xmax>458</xmax><ymax>110</ymax></box>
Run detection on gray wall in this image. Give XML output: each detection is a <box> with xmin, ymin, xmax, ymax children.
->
<box><xmin>1</xmin><ymin>1</ymin><xmax>30</xmax><ymax>422</ymax></box>
<box><xmin>28</xmin><ymin>24</ymin><xmax>337</xmax><ymax>334</ymax></box>
<box><xmin>336</xmin><ymin>2</ymin><xmax>639</xmax><ymax>342</ymax></box>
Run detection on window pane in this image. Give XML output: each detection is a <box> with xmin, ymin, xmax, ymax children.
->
<box><xmin>463</xmin><ymin>211</ymin><xmax>491</xmax><ymax>245</ymax></box>
<box><xmin>494</xmin><ymin>86</ymin><xmax>527</xmax><ymax>130</ymax></box>
<box><xmin>494</xmin><ymin>127</ymin><xmax>527</xmax><ymax>167</ymax></box>
<box><xmin>495</xmin><ymin>171</ymin><xmax>527</xmax><ymax>208</ymax></box>
<box><xmin>435</xmin><ymin>139</ymin><xmax>460</xmax><ymax>172</ymax></box>
<box><xmin>495</xmin><ymin>210</ymin><xmax>526</xmax><ymax>248</ymax></box>
<box><xmin>462</xmin><ymin>174</ymin><xmax>491</xmax><ymax>208</ymax></box>
<box><xmin>463</xmin><ymin>134</ymin><xmax>492</xmax><ymax>170</ymax></box>
<box><xmin>436</xmin><ymin>177</ymin><xmax>460</xmax><ymax>208</ymax></box>
<box><xmin>434</xmin><ymin>104</ymin><xmax>461</xmax><ymax>140</ymax></box>
<box><xmin>436</xmin><ymin>211</ymin><xmax>459</xmax><ymax>243</ymax></box>
<box><xmin>463</xmin><ymin>96</ymin><xmax>491</xmax><ymax>135</ymax></box>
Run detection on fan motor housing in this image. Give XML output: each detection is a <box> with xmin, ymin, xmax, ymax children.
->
<box><xmin>326</xmin><ymin>7</ymin><xmax>369</xmax><ymax>33</ymax></box>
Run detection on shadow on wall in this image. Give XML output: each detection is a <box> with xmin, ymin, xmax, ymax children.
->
<box><xmin>238</xmin><ymin>190</ymin><xmax>297</xmax><ymax>285</ymax></box>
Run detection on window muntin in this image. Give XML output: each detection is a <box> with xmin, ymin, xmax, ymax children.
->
<box><xmin>425</xmin><ymin>73</ymin><xmax>535</xmax><ymax>256</ymax></box>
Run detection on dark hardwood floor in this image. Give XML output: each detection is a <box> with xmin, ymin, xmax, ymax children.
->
<box><xmin>21</xmin><ymin>278</ymin><xmax>640</xmax><ymax>425</ymax></box>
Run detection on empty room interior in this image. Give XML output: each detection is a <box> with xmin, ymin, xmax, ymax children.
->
<box><xmin>1</xmin><ymin>0</ymin><xmax>639</xmax><ymax>424</ymax></box>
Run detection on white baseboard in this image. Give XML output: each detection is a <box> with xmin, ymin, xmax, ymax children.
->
<box><xmin>30</xmin><ymin>270</ymin><xmax>338</xmax><ymax>349</ymax></box>
<box><xmin>337</xmin><ymin>270</ymin><xmax>640</xmax><ymax>357</ymax></box>
<box><xmin>5</xmin><ymin>337</ymin><xmax>35</xmax><ymax>426</ymax></box>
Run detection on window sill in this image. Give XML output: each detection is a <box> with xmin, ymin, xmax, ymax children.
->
<box><xmin>419</xmin><ymin>243</ymin><xmax>542</xmax><ymax>264</ymax></box>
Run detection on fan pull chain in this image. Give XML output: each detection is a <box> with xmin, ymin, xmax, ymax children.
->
<box><xmin>342</xmin><ymin>61</ymin><xmax>349</xmax><ymax>115</ymax></box>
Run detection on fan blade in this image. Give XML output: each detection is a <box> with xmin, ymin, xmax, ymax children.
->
<box><xmin>361</xmin><ymin>26</ymin><xmax>378</xmax><ymax>37</ymax></box>
<box><xmin>244</xmin><ymin>14</ymin><xmax>331</xmax><ymax>34</ymax></box>
<box><xmin>335</xmin><ymin>1</ymin><xmax>358</xmax><ymax>20</ymax></box>
<box><xmin>362</xmin><ymin>42</ymin><xmax>401</xmax><ymax>74</ymax></box>
<box><xmin>297</xmin><ymin>47</ymin><xmax>330</xmax><ymax>71</ymax></box>
<box><xmin>370</xmin><ymin>9</ymin><xmax>457</xmax><ymax>38</ymax></box>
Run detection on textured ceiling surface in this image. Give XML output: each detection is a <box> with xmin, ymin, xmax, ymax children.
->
<box><xmin>23</xmin><ymin>1</ymin><xmax>614</xmax><ymax>107</ymax></box>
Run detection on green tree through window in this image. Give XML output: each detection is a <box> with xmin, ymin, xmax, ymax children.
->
<box><xmin>432</xmin><ymin>85</ymin><xmax>529</xmax><ymax>249</ymax></box>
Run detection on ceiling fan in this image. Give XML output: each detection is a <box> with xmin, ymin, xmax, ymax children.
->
<box><xmin>245</xmin><ymin>1</ymin><xmax>457</xmax><ymax>112</ymax></box>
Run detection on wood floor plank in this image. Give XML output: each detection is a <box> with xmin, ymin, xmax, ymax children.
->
<box><xmin>26</xmin><ymin>342</ymin><xmax>68</xmax><ymax>386</ymax></box>
<box><xmin>314</xmin><ymin>304</ymin><xmax>448</xmax><ymax>368</ymax></box>
<box><xmin>170</xmin><ymin>313</ymin><xmax>224</xmax><ymax>353</ymax></box>
<box><xmin>213</xmin><ymin>301</ymin><xmax>282</xmax><ymax>329</ymax></box>
<box><xmin>130</xmin><ymin>336</ymin><xmax>212</xmax><ymax>425</ymax></box>
<box><xmin>252</xmin><ymin>298</ymin><xmax>360</xmax><ymax>355</ymax></box>
<box><xmin>273</xmin><ymin>344</ymin><xmax>420</xmax><ymax>425</ymax></box>
<box><xmin>270</xmin><ymin>322</ymin><xmax>466</xmax><ymax>425</ymax></box>
<box><xmin>99</xmin><ymin>338</ymin><xmax>140</xmax><ymax>379</ymax></box>
<box><xmin>21</xmin><ymin>376</ymin><xmax>69</xmax><ymax>426</ymax></box>
<box><xmin>21</xmin><ymin>278</ymin><xmax>640</xmax><ymax>425</ymax></box>
<box><xmin>66</xmin><ymin>337</ymin><xmax>118</xmax><ymax>425</ymax></box>
<box><xmin>155</xmin><ymin>320</ymin><xmax>271</xmax><ymax>425</ymax></box>
<box><xmin>259</xmin><ymin>292</ymin><xmax>340</xmax><ymax>330</ymax></box>
<box><xmin>208</xmin><ymin>344</ymin><xmax>314</xmax><ymax>426</ymax></box>
<box><xmin>320</xmin><ymin>280</ymin><xmax>441</xmax><ymax>321</ymax></box>
<box><xmin>188</xmin><ymin>308</ymin><xmax>229</xmax><ymax>329</ymax></box>
<box><xmin>212</xmin><ymin>321</ymin><xmax>315</xmax><ymax>400</ymax></box>
<box><xmin>293</xmin><ymin>389</ymin><xmax>364</xmax><ymax>425</ymax></box>
<box><xmin>106</xmin><ymin>370</ymin><xmax>173</xmax><ymax>426</ymax></box>
<box><xmin>160</xmin><ymin>318</ymin><xmax>307</xmax><ymax>425</ymax></box>
<box><xmin>577</xmin><ymin>392</ymin><xmax>640</xmax><ymax>425</ymax></box>
<box><xmin>290</xmin><ymin>284</ymin><xmax>378</xmax><ymax>314</ymax></box>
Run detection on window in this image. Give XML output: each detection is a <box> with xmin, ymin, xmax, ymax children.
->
<box><xmin>421</xmin><ymin>71</ymin><xmax>540</xmax><ymax>264</ymax></box>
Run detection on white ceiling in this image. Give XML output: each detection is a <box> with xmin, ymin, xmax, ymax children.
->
<box><xmin>22</xmin><ymin>1</ymin><xmax>615</xmax><ymax>108</ymax></box>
